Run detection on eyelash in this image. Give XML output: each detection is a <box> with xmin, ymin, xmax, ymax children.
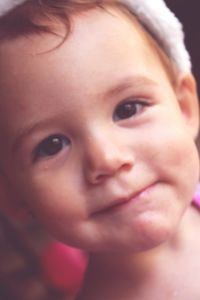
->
<box><xmin>113</xmin><ymin>99</ymin><xmax>148</xmax><ymax>121</ymax></box>
<box><xmin>33</xmin><ymin>134</ymin><xmax>70</xmax><ymax>161</ymax></box>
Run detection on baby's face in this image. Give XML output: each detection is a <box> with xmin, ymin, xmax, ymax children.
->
<box><xmin>0</xmin><ymin>7</ymin><xmax>199</xmax><ymax>252</ymax></box>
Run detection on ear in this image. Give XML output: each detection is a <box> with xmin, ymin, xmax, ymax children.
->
<box><xmin>0</xmin><ymin>173</ymin><xmax>32</xmax><ymax>222</ymax></box>
<box><xmin>176</xmin><ymin>72</ymin><xmax>199</xmax><ymax>139</ymax></box>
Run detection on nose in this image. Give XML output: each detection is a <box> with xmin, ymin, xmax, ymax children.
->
<box><xmin>83</xmin><ymin>132</ymin><xmax>134</xmax><ymax>184</ymax></box>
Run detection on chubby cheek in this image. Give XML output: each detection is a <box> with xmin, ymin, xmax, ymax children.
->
<box><xmin>19</xmin><ymin>175</ymin><xmax>88</xmax><ymax>239</ymax></box>
<box><xmin>142</xmin><ymin>124</ymin><xmax>200</xmax><ymax>203</ymax></box>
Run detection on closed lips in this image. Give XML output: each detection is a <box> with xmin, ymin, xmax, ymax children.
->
<box><xmin>92</xmin><ymin>184</ymin><xmax>154</xmax><ymax>216</ymax></box>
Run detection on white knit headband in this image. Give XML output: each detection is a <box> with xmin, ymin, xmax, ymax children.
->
<box><xmin>0</xmin><ymin>0</ymin><xmax>191</xmax><ymax>72</ymax></box>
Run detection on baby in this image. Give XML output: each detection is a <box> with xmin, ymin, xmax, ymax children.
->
<box><xmin>0</xmin><ymin>0</ymin><xmax>200</xmax><ymax>299</ymax></box>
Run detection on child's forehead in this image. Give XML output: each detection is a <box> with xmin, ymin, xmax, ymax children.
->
<box><xmin>0</xmin><ymin>6</ymin><xmax>166</xmax><ymax>79</ymax></box>
<box><xmin>0</xmin><ymin>7</ymin><xmax>170</xmax><ymax>93</ymax></box>
<box><xmin>0</xmin><ymin>4</ymin><xmax>174</xmax><ymax>117</ymax></box>
<box><xmin>4</xmin><ymin>6</ymin><xmax>167</xmax><ymax>62</ymax></box>
<box><xmin>0</xmin><ymin>0</ymin><xmax>191</xmax><ymax>74</ymax></box>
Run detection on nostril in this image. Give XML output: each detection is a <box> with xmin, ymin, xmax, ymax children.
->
<box><xmin>95</xmin><ymin>173</ymin><xmax>110</xmax><ymax>183</ymax></box>
<box><xmin>83</xmin><ymin>140</ymin><xmax>134</xmax><ymax>184</ymax></box>
<box><xmin>86</xmin><ymin>160</ymin><xmax>133</xmax><ymax>185</ymax></box>
<box><xmin>85</xmin><ymin>169</ymin><xmax>114</xmax><ymax>185</ymax></box>
<box><xmin>121</xmin><ymin>162</ymin><xmax>133</xmax><ymax>172</ymax></box>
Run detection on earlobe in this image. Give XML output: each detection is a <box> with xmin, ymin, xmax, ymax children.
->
<box><xmin>176</xmin><ymin>72</ymin><xmax>199</xmax><ymax>139</ymax></box>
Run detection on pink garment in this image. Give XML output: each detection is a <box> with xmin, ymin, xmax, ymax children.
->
<box><xmin>40</xmin><ymin>242</ymin><xmax>88</xmax><ymax>293</ymax></box>
<box><xmin>192</xmin><ymin>183</ymin><xmax>200</xmax><ymax>208</ymax></box>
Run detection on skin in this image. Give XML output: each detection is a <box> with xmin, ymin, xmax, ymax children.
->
<box><xmin>0</xmin><ymin>6</ymin><xmax>200</xmax><ymax>299</ymax></box>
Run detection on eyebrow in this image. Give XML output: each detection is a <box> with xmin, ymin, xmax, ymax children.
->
<box><xmin>105</xmin><ymin>75</ymin><xmax>158</xmax><ymax>97</ymax></box>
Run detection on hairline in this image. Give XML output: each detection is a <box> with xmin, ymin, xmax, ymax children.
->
<box><xmin>0</xmin><ymin>1</ymin><xmax>178</xmax><ymax>87</ymax></box>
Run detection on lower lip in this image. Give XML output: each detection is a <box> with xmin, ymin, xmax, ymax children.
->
<box><xmin>95</xmin><ymin>183</ymin><xmax>156</xmax><ymax>216</ymax></box>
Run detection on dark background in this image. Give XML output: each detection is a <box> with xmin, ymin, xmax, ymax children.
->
<box><xmin>166</xmin><ymin>0</ymin><xmax>200</xmax><ymax>92</ymax></box>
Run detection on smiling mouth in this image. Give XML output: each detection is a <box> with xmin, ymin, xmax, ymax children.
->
<box><xmin>92</xmin><ymin>183</ymin><xmax>155</xmax><ymax>216</ymax></box>
<box><xmin>93</xmin><ymin>199</ymin><xmax>131</xmax><ymax>215</ymax></box>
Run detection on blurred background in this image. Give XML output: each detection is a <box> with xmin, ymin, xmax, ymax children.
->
<box><xmin>166</xmin><ymin>0</ymin><xmax>200</xmax><ymax>92</ymax></box>
<box><xmin>166</xmin><ymin>0</ymin><xmax>200</xmax><ymax>148</ymax></box>
<box><xmin>0</xmin><ymin>214</ymin><xmax>87</xmax><ymax>300</ymax></box>
<box><xmin>0</xmin><ymin>1</ymin><xmax>199</xmax><ymax>300</ymax></box>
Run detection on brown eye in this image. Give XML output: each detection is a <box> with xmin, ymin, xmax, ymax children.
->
<box><xmin>114</xmin><ymin>101</ymin><xmax>146</xmax><ymax>121</ymax></box>
<box><xmin>34</xmin><ymin>135</ymin><xmax>70</xmax><ymax>160</ymax></box>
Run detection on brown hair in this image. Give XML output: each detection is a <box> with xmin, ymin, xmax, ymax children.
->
<box><xmin>0</xmin><ymin>0</ymin><xmax>177</xmax><ymax>84</ymax></box>
<box><xmin>0</xmin><ymin>0</ymin><xmax>115</xmax><ymax>39</ymax></box>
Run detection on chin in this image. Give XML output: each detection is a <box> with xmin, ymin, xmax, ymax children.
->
<box><xmin>131</xmin><ymin>213</ymin><xmax>181</xmax><ymax>252</ymax></box>
<box><xmin>87</xmin><ymin>225</ymin><xmax>174</xmax><ymax>255</ymax></box>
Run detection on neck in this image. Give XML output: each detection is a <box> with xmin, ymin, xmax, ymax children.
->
<box><xmin>78</xmin><ymin>206</ymin><xmax>200</xmax><ymax>300</ymax></box>
<box><xmin>88</xmin><ymin>205</ymin><xmax>197</xmax><ymax>271</ymax></box>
